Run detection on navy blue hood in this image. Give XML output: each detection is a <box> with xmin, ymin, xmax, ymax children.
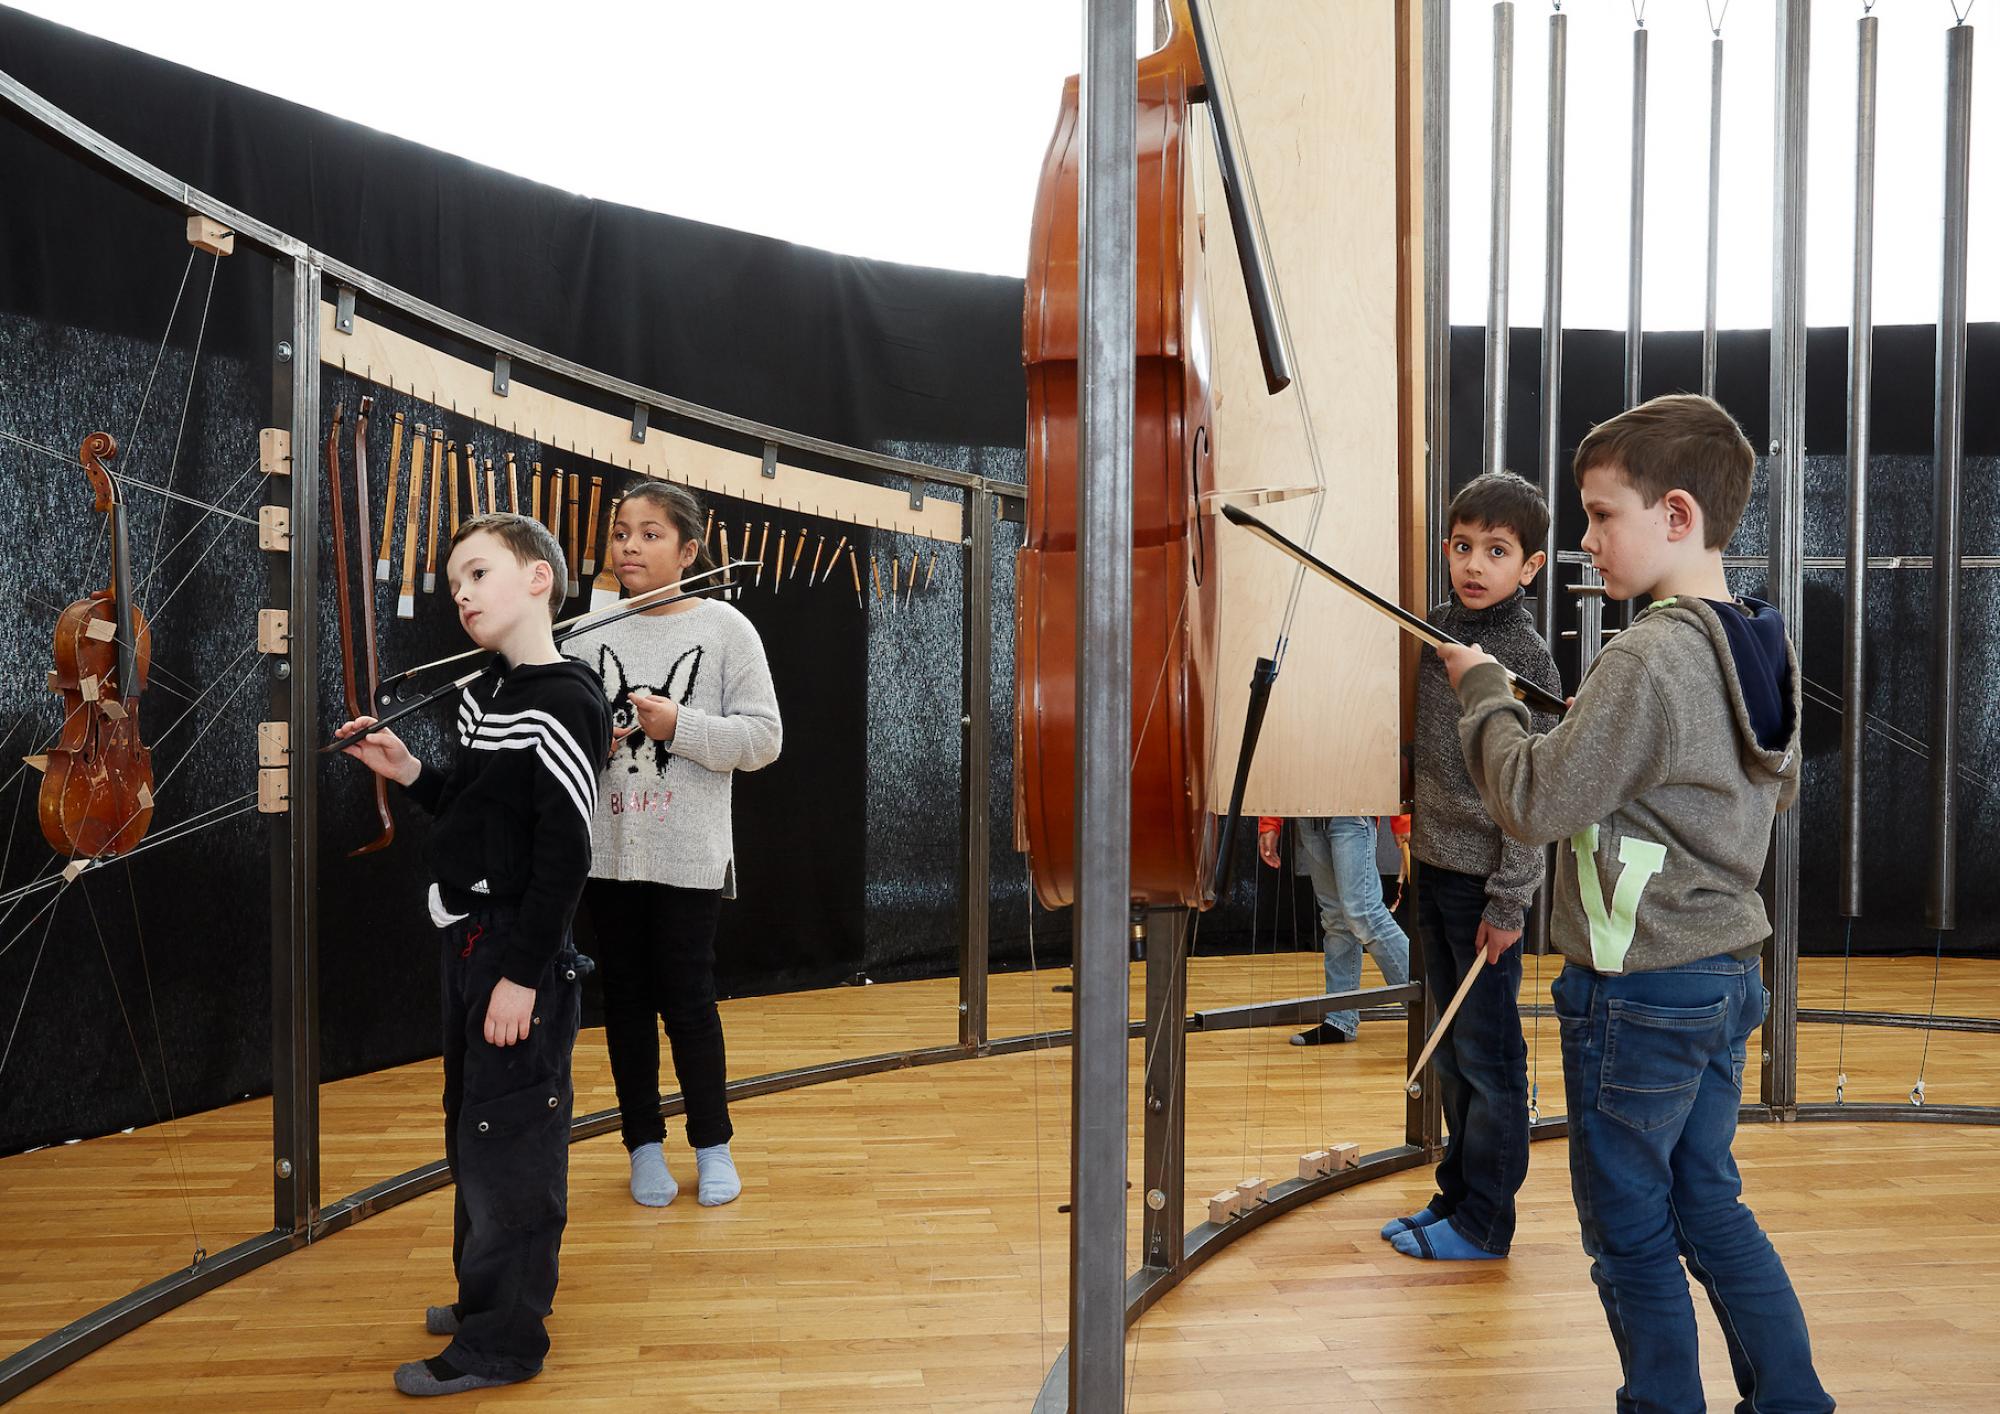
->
<box><xmin>1703</xmin><ymin>596</ymin><xmax>1793</xmax><ymax>751</ymax></box>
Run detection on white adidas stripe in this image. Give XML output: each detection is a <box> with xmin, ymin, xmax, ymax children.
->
<box><xmin>455</xmin><ymin>690</ymin><xmax>598</xmax><ymax>825</ymax></box>
<box><xmin>471</xmin><ymin>707</ymin><xmax>597</xmax><ymax>802</ymax></box>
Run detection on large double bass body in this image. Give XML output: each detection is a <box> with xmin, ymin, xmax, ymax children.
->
<box><xmin>1016</xmin><ymin>5</ymin><xmax>1218</xmax><ymax>911</ymax></box>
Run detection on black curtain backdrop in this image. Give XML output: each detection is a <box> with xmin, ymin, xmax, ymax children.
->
<box><xmin>1450</xmin><ymin>323</ymin><xmax>2000</xmax><ymax>959</ymax></box>
<box><xmin>0</xmin><ymin>4</ymin><xmax>1034</xmax><ymax>1155</ymax></box>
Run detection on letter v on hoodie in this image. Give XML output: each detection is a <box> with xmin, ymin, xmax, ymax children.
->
<box><xmin>1451</xmin><ymin>595</ymin><xmax>1800</xmax><ymax>975</ymax></box>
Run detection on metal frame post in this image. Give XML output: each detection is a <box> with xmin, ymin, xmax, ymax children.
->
<box><xmin>1764</xmin><ymin>0</ymin><xmax>1810</xmax><ymax>1114</ymax></box>
<box><xmin>270</xmin><ymin>255</ymin><xmax>321</xmax><ymax>1231</ymax></box>
<box><xmin>1531</xmin><ymin>5</ymin><xmax>1567</xmax><ymax>959</ymax></box>
<box><xmin>1840</xmin><ymin>14</ymin><xmax>1877</xmax><ymax>919</ymax></box>
<box><xmin>1927</xmin><ymin>22</ymin><xmax>1973</xmax><ymax>932</ymax></box>
<box><xmin>1481</xmin><ymin>1</ymin><xmax>1514</xmax><ymax>480</ymax></box>
<box><xmin>959</xmin><ymin>491</ymin><xmax>993</xmax><ymax>1047</ymax></box>
<box><xmin>1069</xmin><ymin>0</ymin><xmax>1138</xmax><ymax>1403</ymax></box>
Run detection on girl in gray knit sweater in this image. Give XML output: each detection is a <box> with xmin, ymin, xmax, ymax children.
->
<box><xmin>564</xmin><ymin>482</ymin><xmax>782</xmax><ymax>1209</ymax></box>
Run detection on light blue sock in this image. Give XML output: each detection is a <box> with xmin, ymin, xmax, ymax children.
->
<box><xmin>1379</xmin><ymin>1206</ymin><xmax>1446</xmax><ymax>1241</ymax></box>
<box><xmin>630</xmin><ymin>1142</ymin><xmax>678</xmax><ymax>1207</ymax></box>
<box><xmin>695</xmin><ymin>1142</ymin><xmax>741</xmax><ymax>1207</ymax></box>
<box><xmin>1390</xmin><ymin>1216</ymin><xmax>1504</xmax><ymax>1261</ymax></box>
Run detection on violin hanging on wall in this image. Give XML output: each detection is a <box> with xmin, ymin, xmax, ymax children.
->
<box><xmin>40</xmin><ymin>431</ymin><xmax>156</xmax><ymax>860</ymax></box>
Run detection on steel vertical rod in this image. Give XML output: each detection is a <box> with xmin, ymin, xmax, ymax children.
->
<box><xmin>1928</xmin><ymin>22</ymin><xmax>1974</xmax><ymax>932</ymax></box>
<box><xmin>1840</xmin><ymin>15</ymin><xmax>1878</xmax><ymax>919</ymax></box>
<box><xmin>1424</xmin><ymin>0</ymin><xmax>1453</xmax><ymax>606</ymax></box>
<box><xmin>1069</xmin><ymin>0</ymin><xmax>1137</xmax><ymax>1403</ymax></box>
<box><xmin>1532</xmin><ymin>6</ymin><xmax>1567</xmax><ymax>959</ymax></box>
<box><xmin>1703</xmin><ymin>34</ymin><xmax>1724</xmax><ymax>398</ymax></box>
<box><xmin>1139</xmin><ymin>908</ymin><xmax>1187</xmax><ymax>1273</ymax></box>
<box><xmin>1482</xmin><ymin>2</ymin><xmax>1514</xmax><ymax>479</ymax></box>
<box><xmin>1626</xmin><ymin>23</ymin><xmax>1648</xmax><ymax>411</ymax></box>
<box><xmin>1765</xmin><ymin>0</ymin><xmax>1810</xmax><ymax>1113</ymax></box>
<box><xmin>959</xmin><ymin>492</ymin><xmax>993</xmax><ymax>1045</ymax></box>
<box><xmin>272</xmin><ymin>256</ymin><xmax>322</xmax><ymax>1234</ymax></box>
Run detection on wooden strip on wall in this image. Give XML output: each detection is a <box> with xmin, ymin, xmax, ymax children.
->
<box><xmin>319</xmin><ymin>305</ymin><xmax>964</xmax><ymax>545</ymax></box>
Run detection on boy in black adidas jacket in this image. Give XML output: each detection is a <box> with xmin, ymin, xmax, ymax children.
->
<box><xmin>341</xmin><ymin>512</ymin><xmax>611</xmax><ymax>1398</ymax></box>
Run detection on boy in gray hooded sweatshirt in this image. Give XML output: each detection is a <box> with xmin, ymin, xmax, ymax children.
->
<box><xmin>1440</xmin><ymin>394</ymin><xmax>1832</xmax><ymax>1413</ymax></box>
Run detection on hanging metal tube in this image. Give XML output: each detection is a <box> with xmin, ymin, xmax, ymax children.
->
<box><xmin>1703</xmin><ymin>34</ymin><xmax>1724</xmax><ymax>398</ymax></box>
<box><xmin>1482</xmin><ymin>1</ymin><xmax>1514</xmax><ymax>478</ymax></box>
<box><xmin>1625</xmin><ymin>23</ymin><xmax>1647</xmax><ymax>411</ymax></box>
<box><xmin>1538</xmin><ymin>7</ymin><xmax>1566</xmax><ymax>653</ymax></box>
<box><xmin>1424</xmin><ymin>0</ymin><xmax>1453</xmax><ymax>608</ymax></box>
<box><xmin>1928</xmin><ymin>22</ymin><xmax>1974</xmax><ymax>932</ymax></box>
<box><xmin>1840</xmin><ymin>14</ymin><xmax>1878</xmax><ymax>920</ymax></box>
<box><xmin>1765</xmin><ymin>0</ymin><xmax>1810</xmax><ymax>1114</ymax></box>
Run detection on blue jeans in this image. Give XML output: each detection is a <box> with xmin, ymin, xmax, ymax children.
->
<box><xmin>1293</xmin><ymin>816</ymin><xmax>1410</xmax><ymax>1037</ymax></box>
<box><xmin>1417</xmin><ymin>864</ymin><xmax>1529</xmax><ymax>1254</ymax></box>
<box><xmin>1552</xmin><ymin>957</ymin><xmax>1832</xmax><ymax>1413</ymax></box>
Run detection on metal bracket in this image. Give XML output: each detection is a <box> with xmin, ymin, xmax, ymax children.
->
<box><xmin>259</xmin><ymin>428</ymin><xmax>292</xmax><ymax>477</ymax></box>
<box><xmin>258</xmin><ymin>505</ymin><xmax>292</xmax><ymax>551</ymax></box>
<box><xmin>257</xmin><ymin>721</ymin><xmax>290</xmax><ymax>767</ymax></box>
<box><xmin>908</xmin><ymin>476</ymin><xmax>925</xmax><ymax>512</ymax></box>
<box><xmin>630</xmin><ymin>404</ymin><xmax>648</xmax><ymax>443</ymax></box>
<box><xmin>256</xmin><ymin>609</ymin><xmax>290</xmax><ymax>654</ymax></box>
<box><xmin>334</xmin><ymin>286</ymin><xmax>356</xmax><ymax>334</ymax></box>
<box><xmin>257</xmin><ymin>767</ymin><xmax>290</xmax><ymax>814</ymax></box>
<box><xmin>493</xmin><ymin>355</ymin><xmax>510</xmax><ymax>397</ymax></box>
<box><xmin>761</xmin><ymin>442</ymin><xmax>778</xmax><ymax>480</ymax></box>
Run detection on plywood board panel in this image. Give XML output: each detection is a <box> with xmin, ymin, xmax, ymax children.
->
<box><xmin>1200</xmin><ymin>0</ymin><xmax>1414</xmax><ymax>817</ymax></box>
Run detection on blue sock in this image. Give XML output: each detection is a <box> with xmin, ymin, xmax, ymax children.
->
<box><xmin>1379</xmin><ymin>1206</ymin><xmax>1445</xmax><ymax>1241</ymax></box>
<box><xmin>1390</xmin><ymin>1217</ymin><xmax>1504</xmax><ymax>1261</ymax></box>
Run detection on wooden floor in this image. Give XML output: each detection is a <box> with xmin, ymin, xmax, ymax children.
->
<box><xmin>3</xmin><ymin>954</ymin><xmax>1997</xmax><ymax>1410</ymax></box>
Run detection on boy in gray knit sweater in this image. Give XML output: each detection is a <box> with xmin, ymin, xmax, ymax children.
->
<box><xmin>1382</xmin><ymin>471</ymin><xmax>1561</xmax><ymax>1263</ymax></box>
<box><xmin>1441</xmin><ymin>396</ymin><xmax>1830</xmax><ymax>1410</ymax></box>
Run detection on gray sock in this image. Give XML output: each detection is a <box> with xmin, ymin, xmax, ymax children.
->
<box><xmin>694</xmin><ymin>1142</ymin><xmax>741</xmax><ymax>1207</ymax></box>
<box><xmin>424</xmin><ymin>1304</ymin><xmax>459</xmax><ymax>1336</ymax></box>
<box><xmin>392</xmin><ymin>1356</ymin><xmax>523</xmax><ymax>1397</ymax></box>
<box><xmin>630</xmin><ymin>1142</ymin><xmax>678</xmax><ymax>1206</ymax></box>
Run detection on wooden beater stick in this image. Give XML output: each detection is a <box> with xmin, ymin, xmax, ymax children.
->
<box><xmin>773</xmin><ymin>529</ymin><xmax>787</xmax><ymax>595</ymax></box>
<box><xmin>505</xmin><ymin>451</ymin><xmax>520</xmax><ymax>512</ymax></box>
<box><xmin>446</xmin><ymin>441</ymin><xmax>462</xmax><ymax>537</ymax></box>
<box><xmin>755</xmin><ymin>521</ymin><xmax>770</xmax><ymax>586</ymax></box>
<box><xmin>1404</xmin><ymin>957</ymin><xmax>1489</xmax><ymax>1095</ymax></box>
<box><xmin>396</xmin><ymin>423</ymin><xmax>427</xmax><ymax>618</ymax></box>
<box><xmin>584</xmin><ymin>474</ymin><xmax>604</xmax><ymax>575</ymax></box>
<box><xmin>423</xmin><ymin>432</ymin><xmax>443</xmax><ymax>592</ymax></box>
<box><xmin>531</xmin><ymin>462</ymin><xmax>542</xmax><ymax>521</ymax></box>
<box><xmin>564</xmin><ymin>473</ymin><xmax>582</xmax><ymax>598</ymax></box>
<box><xmin>464</xmin><ymin>443</ymin><xmax>482</xmax><ymax>516</ymax></box>
<box><xmin>376</xmin><ymin>412</ymin><xmax>405</xmax><ymax>581</ymax></box>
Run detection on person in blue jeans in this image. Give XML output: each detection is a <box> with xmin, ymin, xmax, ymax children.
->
<box><xmin>1258</xmin><ymin>816</ymin><xmax>1411</xmax><ymax>1045</ymax></box>
<box><xmin>1445</xmin><ymin>395</ymin><xmax>1831</xmax><ymax>1409</ymax></box>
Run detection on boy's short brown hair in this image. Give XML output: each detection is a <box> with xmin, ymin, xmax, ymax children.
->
<box><xmin>450</xmin><ymin>512</ymin><xmax>569</xmax><ymax>618</ymax></box>
<box><xmin>1573</xmin><ymin>394</ymin><xmax>1755</xmax><ymax>549</ymax></box>
<box><xmin>1448</xmin><ymin>470</ymin><xmax>1550</xmax><ymax>554</ymax></box>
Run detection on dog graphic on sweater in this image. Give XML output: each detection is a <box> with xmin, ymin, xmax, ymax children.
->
<box><xmin>587</xmin><ymin>642</ymin><xmax>703</xmax><ymax>780</ymax></box>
